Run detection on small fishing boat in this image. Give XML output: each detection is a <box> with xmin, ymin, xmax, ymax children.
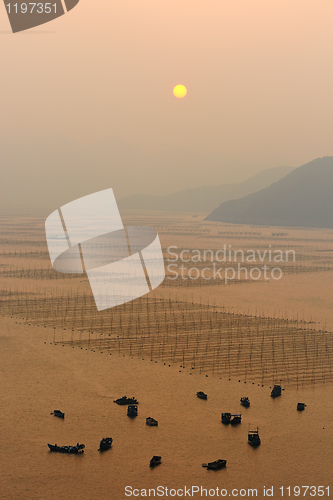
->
<box><xmin>230</xmin><ymin>414</ymin><xmax>242</xmax><ymax>425</ymax></box>
<box><xmin>297</xmin><ymin>402</ymin><xmax>306</xmax><ymax>411</ymax></box>
<box><xmin>51</xmin><ymin>410</ymin><xmax>65</xmax><ymax>419</ymax></box>
<box><xmin>150</xmin><ymin>456</ymin><xmax>162</xmax><ymax>467</ymax></box>
<box><xmin>248</xmin><ymin>428</ymin><xmax>261</xmax><ymax>447</ymax></box>
<box><xmin>202</xmin><ymin>459</ymin><xmax>227</xmax><ymax>470</ymax></box>
<box><xmin>270</xmin><ymin>385</ymin><xmax>282</xmax><ymax>398</ymax></box>
<box><xmin>221</xmin><ymin>412</ymin><xmax>231</xmax><ymax>424</ymax></box>
<box><xmin>114</xmin><ymin>396</ymin><xmax>139</xmax><ymax>405</ymax></box>
<box><xmin>196</xmin><ymin>391</ymin><xmax>207</xmax><ymax>400</ymax></box>
<box><xmin>98</xmin><ymin>438</ymin><xmax>113</xmax><ymax>451</ymax></box>
<box><xmin>47</xmin><ymin>443</ymin><xmax>85</xmax><ymax>454</ymax></box>
<box><xmin>127</xmin><ymin>405</ymin><xmax>138</xmax><ymax>417</ymax></box>
<box><xmin>240</xmin><ymin>397</ymin><xmax>250</xmax><ymax>407</ymax></box>
<box><xmin>146</xmin><ymin>417</ymin><xmax>158</xmax><ymax>426</ymax></box>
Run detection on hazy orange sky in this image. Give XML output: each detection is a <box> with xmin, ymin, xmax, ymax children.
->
<box><xmin>1</xmin><ymin>0</ymin><xmax>333</xmax><ymax>200</ymax></box>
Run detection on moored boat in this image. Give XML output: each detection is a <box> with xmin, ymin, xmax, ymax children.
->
<box><xmin>146</xmin><ymin>417</ymin><xmax>158</xmax><ymax>426</ymax></box>
<box><xmin>196</xmin><ymin>391</ymin><xmax>207</xmax><ymax>400</ymax></box>
<box><xmin>98</xmin><ymin>437</ymin><xmax>113</xmax><ymax>451</ymax></box>
<box><xmin>297</xmin><ymin>402</ymin><xmax>306</xmax><ymax>411</ymax></box>
<box><xmin>51</xmin><ymin>409</ymin><xmax>65</xmax><ymax>419</ymax></box>
<box><xmin>150</xmin><ymin>456</ymin><xmax>162</xmax><ymax>467</ymax></box>
<box><xmin>230</xmin><ymin>413</ymin><xmax>242</xmax><ymax>425</ymax></box>
<box><xmin>202</xmin><ymin>459</ymin><xmax>227</xmax><ymax>470</ymax></box>
<box><xmin>114</xmin><ymin>396</ymin><xmax>139</xmax><ymax>405</ymax></box>
<box><xmin>221</xmin><ymin>412</ymin><xmax>231</xmax><ymax>424</ymax></box>
<box><xmin>127</xmin><ymin>405</ymin><xmax>138</xmax><ymax>417</ymax></box>
<box><xmin>270</xmin><ymin>385</ymin><xmax>282</xmax><ymax>398</ymax></box>
<box><xmin>47</xmin><ymin>443</ymin><xmax>85</xmax><ymax>454</ymax></box>
<box><xmin>248</xmin><ymin>428</ymin><xmax>261</xmax><ymax>446</ymax></box>
<box><xmin>240</xmin><ymin>397</ymin><xmax>250</xmax><ymax>407</ymax></box>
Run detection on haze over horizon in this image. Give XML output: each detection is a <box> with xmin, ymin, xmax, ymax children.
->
<box><xmin>0</xmin><ymin>135</ymin><xmax>296</xmax><ymax>209</ymax></box>
<box><xmin>2</xmin><ymin>0</ymin><xmax>333</xmax><ymax>207</ymax></box>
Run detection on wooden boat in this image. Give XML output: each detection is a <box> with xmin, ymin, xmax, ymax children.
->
<box><xmin>297</xmin><ymin>402</ymin><xmax>306</xmax><ymax>411</ymax></box>
<box><xmin>146</xmin><ymin>417</ymin><xmax>158</xmax><ymax>426</ymax></box>
<box><xmin>270</xmin><ymin>385</ymin><xmax>282</xmax><ymax>398</ymax></box>
<box><xmin>98</xmin><ymin>437</ymin><xmax>113</xmax><ymax>451</ymax></box>
<box><xmin>196</xmin><ymin>391</ymin><xmax>207</xmax><ymax>400</ymax></box>
<box><xmin>114</xmin><ymin>396</ymin><xmax>139</xmax><ymax>405</ymax></box>
<box><xmin>150</xmin><ymin>456</ymin><xmax>162</xmax><ymax>467</ymax></box>
<box><xmin>230</xmin><ymin>413</ymin><xmax>242</xmax><ymax>425</ymax></box>
<box><xmin>47</xmin><ymin>443</ymin><xmax>85</xmax><ymax>454</ymax></box>
<box><xmin>127</xmin><ymin>405</ymin><xmax>138</xmax><ymax>417</ymax></box>
<box><xmin>51</xmin><ymin>409</ymin><xmax>65</xmax><ymax>419</ymax></box>
<box><xmin>202</xmin><ymin>459</ymin><xmax>227</xmax><ymax>470</ymax></box>
<box><xmin>240</xmin><ymin>397</ymin><xmax>250</xmax><ymax>407</ymax></box>
<box><xmin>221</xmin><ymin>412</ymin><xmax>231</xmax><ymax>424</ymax></box>
<box><xmin>248</xmin><ymin>428</ymin><xmax>261</xmax><ymax>447</ymax></box>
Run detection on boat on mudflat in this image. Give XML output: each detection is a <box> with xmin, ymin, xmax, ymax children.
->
<box><xmin>202</xmin><ymin>459</ymin><xmax>227</xmax><ymax>470</ymax></box>
<box><xmin>146</xmin><ymin>417</ymin><xmax>158</xmax><ymax>426</ymax></box>
<box><xmin>248</xmin><ymin>428</ymin><xmax>261</xmax><ymax>447</ymax></box>
<box><xmin>270</xmin><ymin>385</ymin><xmax>282</xmax><ymax>398</ymax></box>
<box><xmin>114</xmin><ymin>396</ymin><xmax>139</xmax><ymax>405</ymax></box>
<box><xmin>47</xmin><ymin>443</ymin><xmax>85</xmax><ymax>454</ymax></box>
<box><xmin>221</xmin><ymin>412</ymin><xmax>231</xmax><ymax>424</ymax></box>
<box><xmin>51</xmin><ymin>410</ymin><xmax>65</xmax><ymax>419</ymax></box>
<box><xmin>150</xmin><ymin>456</ymin><xmax>162</xmax><ymax>467</ymax></box>
<box><xmin>98</xmin><ymin>438</ymin><xmax>113</xmax><ymax>451</ymax></box>
<box><xmin>240</xmin><ymin>397</ymin><xmax>250</xmax><ymax>407</ymax></box>
<box><xmin>196</xmin><ymin>391</ymin><xmax>208</xmax><ymax>400</ymax></box>
<box><xmin>127</xmin><ymin>405</ymin><xmax>138</xmax><ymax>417</ymax></box>
<box><xmin>230</xmin><ymin>414</ymin><xmax>242</xmax><ymax>425</ymax></box>
<box><xmin>297</xmin><ymin>402</ymin><xmax>306</xmax><ymax>411</ymax></box>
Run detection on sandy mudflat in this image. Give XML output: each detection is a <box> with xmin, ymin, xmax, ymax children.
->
<box><xmin>1</xmin><ymin>314</ymin><xmax>333</xmax><ymax>500</ymax></box>
<box><xmin>2</xmin><ymin>211</ymin><xmax>333</xmax><ymax>499</ymax></box>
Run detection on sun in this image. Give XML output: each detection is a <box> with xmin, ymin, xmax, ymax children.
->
<box><xmin>173</xmin><ymin>84</ymin><xmax>187</xmax><ymax>99</ymax></box>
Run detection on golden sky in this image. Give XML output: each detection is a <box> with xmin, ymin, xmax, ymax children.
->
<box><xmin>1</xmin><ymin>0</ymin><xmax>333</xmax><ymax>198</ymax></box>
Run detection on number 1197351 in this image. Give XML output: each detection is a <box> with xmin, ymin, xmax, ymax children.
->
<box><xmin>280</xmin><ymin>486</ymin><xmax>330</xmax><ymax>496</ymax></box>
<box><xmin>6</xmin><ymin>3</ymin><xmax>57</xmax><ymax>14</ymax></box>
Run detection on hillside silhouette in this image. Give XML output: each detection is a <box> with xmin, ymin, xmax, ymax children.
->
<box><xmin>119</xmin><ymin>167</ymin><xmax>293</xmax><ymax>212</ymax></box>
<box><xmin>205</xmin><ymin>157</ymin><xmax>333</xmax><ymax>228</ymax></box>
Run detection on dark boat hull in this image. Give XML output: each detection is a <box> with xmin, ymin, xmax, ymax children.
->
<box><xmin>248</xmin><ymin>439</ymin><xmax>261</xmax><ymax>447</ymax></box>
<box><xmin>114</xmin><ymin>397</ymin><xmax>139</xmax><ymax>405</ymax></box>
<box><xmin>52</xmin><ymin>410</ymin><xmax>65</xmax><ymax>419</ymax></box>
<box><xmin>248</xmin><ymin>430</ymin><xmax>261</xmax><ymax>446</ymax></box>
<box><xmin>127</xmin><ymin>405</ymin><xmax>138</xmax><ymax>417</ymax></box>
<box><xmin>203</xmin><ymin>460</ymin><xmax>227</xmax><ymax>470</ymax></box>
<box><xmin>271</xmin><ymin>385</ymin><xmax>282</xmax><ymax>398</ymax></box>
<box><xmin>98</xmin><ymin>438</ymin><xmax>113</xmax><ymax>451</ymax></box>
<box><xmin>221</xmin><ymin>413</ymin><xmax>231</xmax><ymax>424</ymax></box>
<box><xmin>48</xmin><ymin>444</ymin><xmax>84</xmax><ymax>454</ymax></box>
<box><xmin>146</xmin><ymin>418</ymin><xmax>158</xmax><ymax>426</ymax></box>
<box><xmin>150</xmin><ymin>456</ymin><xmax>162</xmax><ymax>467</ymax></box>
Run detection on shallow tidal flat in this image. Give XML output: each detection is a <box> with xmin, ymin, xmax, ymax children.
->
<box><xmin>2</xmin><ymin>212</ymin><xmax>333</xmax><ymax>386</ymax></box>
<box><xmin>1</xmin><ymin>316</ymin><xmax>333</xmax><ymax>500</ymax></box>
<box><xmin>1</xmin><ymin>211</ymin><xmax>333</xmax><ymax>498</ymax></box>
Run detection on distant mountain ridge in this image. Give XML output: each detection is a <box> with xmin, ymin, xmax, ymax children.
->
<box><xmin>118</xmin><ymin>166</ymin><xmax>294</xmax><ymax>212</ymax></box>
<box><xmin>205</xmin><ymin>157</ymin><xmax>333</xmax><ymax>228</ymax></box>
<box><xmin>0</xmin><ymin>136</ymin><xmax>243</xmax><ymax>210</ymax></box>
